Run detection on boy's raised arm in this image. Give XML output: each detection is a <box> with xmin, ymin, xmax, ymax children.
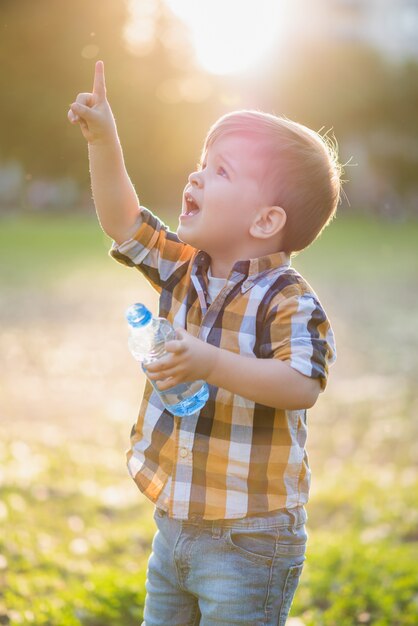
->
<box><xmin>68</xmin><ymin>60</ymin><xmax>142</xmax><ymax>244</ymax></box>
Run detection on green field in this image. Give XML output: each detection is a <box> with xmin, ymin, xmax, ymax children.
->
<box><xmin>0</xmin><ymin>211</ymin><xmax>417</xmax><ymax>625</ymax></box>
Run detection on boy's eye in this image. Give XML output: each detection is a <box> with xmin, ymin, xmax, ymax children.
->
<box><xmin>196</xmin><ymin>162</ymin><xmax>228</xmax><ymax>178</ymax></box>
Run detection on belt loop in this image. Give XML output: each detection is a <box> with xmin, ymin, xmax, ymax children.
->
<box><xmin>212</xmin><ymin>522</ymin><xmax>222</xmax><ymax>539</ymax></box>
<box><xmin>287</xmin><ymin>508</ymin><xmax>298</xmax><ymax>534</ymax></box>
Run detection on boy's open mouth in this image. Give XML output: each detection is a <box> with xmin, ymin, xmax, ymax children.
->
<box><xmin>182</xmin><ymin>192</ymin><xmax>200</xmax><ymax>216</ymax></box>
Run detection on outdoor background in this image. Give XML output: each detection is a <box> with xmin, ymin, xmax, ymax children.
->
<box><xmin>1</xmin><ymin>1</ymin><xmax>417</xmax><ymax>625</ymax></box>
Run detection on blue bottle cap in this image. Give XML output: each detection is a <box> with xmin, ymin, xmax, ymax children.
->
<box><xmin>125</xmin><ymin>303</ymin><xmax>152</xmax><ymax>328</ymax></box>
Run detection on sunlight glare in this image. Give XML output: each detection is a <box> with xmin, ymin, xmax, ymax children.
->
<box><xmin>165</xmin><ymin>0</ymin><xmax>284</xmax><ymax>75</ymax></box>
<box><xmin>124</xmin><ymin>0</ymin><xmax>158</xmax><ymax>56</ymax></box>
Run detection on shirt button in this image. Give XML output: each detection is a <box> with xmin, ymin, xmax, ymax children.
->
<box><xmin>242</xmin><ymin>280</ymin><xmax>251</xmax><ymax>289</ymax></box>
<box><xmin>179</xmin><ymin>448</ymin><xmax>188</xmax><ymax>458</ymax></box>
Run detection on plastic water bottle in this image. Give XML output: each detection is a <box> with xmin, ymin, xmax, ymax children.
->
<box><xmin>125</xmin><ymin>303</ymin><xmax>209</xmax><ymax>417</ymax></box>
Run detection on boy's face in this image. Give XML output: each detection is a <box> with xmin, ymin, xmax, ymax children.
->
<box><xmin>177</xmin><ymin>134</ymin><xmax>270</xmax><ymax>259</ymax></box>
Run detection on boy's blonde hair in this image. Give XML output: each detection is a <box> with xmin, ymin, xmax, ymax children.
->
<box><xmin>201</xmin><ymin>110</ymin><xmax>343</xmax><ymax>256</ymax></box>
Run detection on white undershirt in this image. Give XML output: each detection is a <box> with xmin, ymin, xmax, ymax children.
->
<box><xmin>207</xmin><ymin>266</ymin><xmax>227</xmax><ymax>304</ymax></box>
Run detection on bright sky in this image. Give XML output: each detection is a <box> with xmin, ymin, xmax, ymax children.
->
<box><xmin>165</xmin><ymin>0</ymin><xmax>284</xmax><ymax>75</ymax></box>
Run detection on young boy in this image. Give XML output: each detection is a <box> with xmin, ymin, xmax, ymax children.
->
<box><xmin>69</xmin><ymin>60</ymin><xmax>339</xmax><ymax>626</ymax></box>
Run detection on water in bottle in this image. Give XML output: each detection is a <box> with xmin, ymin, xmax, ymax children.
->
<box><xmin>125</xmin><ymin>303</ymin><xmax>209</xmax><ymax>417</ymax></box>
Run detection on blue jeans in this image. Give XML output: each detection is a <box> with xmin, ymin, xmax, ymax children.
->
<box><xmin>142</xmin><ymin>505</ymin><xmax>308</xmax><ymax>626</ymax></box>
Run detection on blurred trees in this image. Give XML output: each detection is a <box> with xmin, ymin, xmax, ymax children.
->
<box><xmin>0</xmin><ymin>0</ymin><xmax>417</xmax><ymax>216</ymax></box>
<box><xmin>271</xmin><ymin>40</ymin><xmax>418</xmax><ymax>218</ymax></box>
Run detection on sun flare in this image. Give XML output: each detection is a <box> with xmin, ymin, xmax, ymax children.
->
<box><xmin>165</xmin><ymin>0</ymin><xmax>284</xmax><ymax>75</ymax></box>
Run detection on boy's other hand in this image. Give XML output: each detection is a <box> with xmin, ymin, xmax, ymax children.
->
<box><xmin>67</xmin><ymin>60</ymin><xmax>118</xmax><ymax>144</ymax></box>
<box><xmin>144</xmin><ymin>329</ymin><xmax>219</xmax><ymax>392</ymax></box>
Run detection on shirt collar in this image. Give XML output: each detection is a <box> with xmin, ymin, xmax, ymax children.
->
<box><xmin>193</xmin><ymin>249</ymin><xmax>291</xmax><ymax>280</ymax></box>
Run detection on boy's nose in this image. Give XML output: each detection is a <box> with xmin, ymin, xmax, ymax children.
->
<box><xmin>188</xmin><ymin>170</ymin><xmax>203</xmax><ymax>187</ymax></box>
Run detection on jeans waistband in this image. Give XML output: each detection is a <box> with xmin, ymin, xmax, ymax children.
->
<box><xmin>155</xmin><ymin>506</ymin><xmax>307</xmax><ymax>532</ymax></box>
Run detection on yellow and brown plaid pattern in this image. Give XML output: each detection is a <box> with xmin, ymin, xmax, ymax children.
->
<box><xmin>110</xmin><ymin>206</ymin><xmax>337</xmax><ymax>520</ymax></box>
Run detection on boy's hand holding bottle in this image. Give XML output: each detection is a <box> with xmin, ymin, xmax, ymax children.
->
<box><xmin>145</xmin><ymin>326</ymin><xmax>218</xmax><ymax>391</ymax></box>
<box><xmin>125</xmin><ymin>303</ymin><xmax>219</xmax><ymax>389</ymax></box>
<box><xmin>125</xmin><ymin>303</ymin><xmax>217</xmax><ymax>416</ymax></box>
<box><xmin>68</xmin><ymin>60</ymin><xmax>117</xmax><ymax>145</ymax></box>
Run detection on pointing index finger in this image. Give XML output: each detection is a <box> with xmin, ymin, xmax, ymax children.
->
<box><xmin>93</xmin><ymin>60</ymin><xmax>106</xmax><ymax>99</ymax></box>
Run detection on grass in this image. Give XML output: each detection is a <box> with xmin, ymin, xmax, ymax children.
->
<box><xmin>1</xmin><ymin>208</ymin><xmax>417</xmax><ymax>285</ymax></box>
<box><xmin>0</xmin><ymin>209</ymin><xmax>417</xmax><ymax>625</ymax></box>
<box><xmin>0</xmin><ymin>212</ymin><xmax>109</xmax><ymax>286</ymax></box>
<box><xmin>295</xmin><ymin>211</ymin><xmax>418</xmax><ymax>283</ymax></box>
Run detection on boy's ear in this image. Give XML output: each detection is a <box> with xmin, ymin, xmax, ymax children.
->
<box><xmin>249</xmin><ymin>206</ymin><xmax>287</xmax><ymax>239</ymax></box>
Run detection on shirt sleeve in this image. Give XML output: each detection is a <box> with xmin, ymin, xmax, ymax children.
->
<box><xmin>108</xmin><ymin>206</ymin><xmax>197</xmax><ymax>294</ymax></box>
<box><xmin>259</xmin><ymin>290</ymin><xmax>337</xmax><ymax>392</ymax></box>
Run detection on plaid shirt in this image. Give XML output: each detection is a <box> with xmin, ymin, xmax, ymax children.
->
<box><xmin>110</xmin><ymin>206</ymin><xmax>337</xmax><ymax>520</ymax></box>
